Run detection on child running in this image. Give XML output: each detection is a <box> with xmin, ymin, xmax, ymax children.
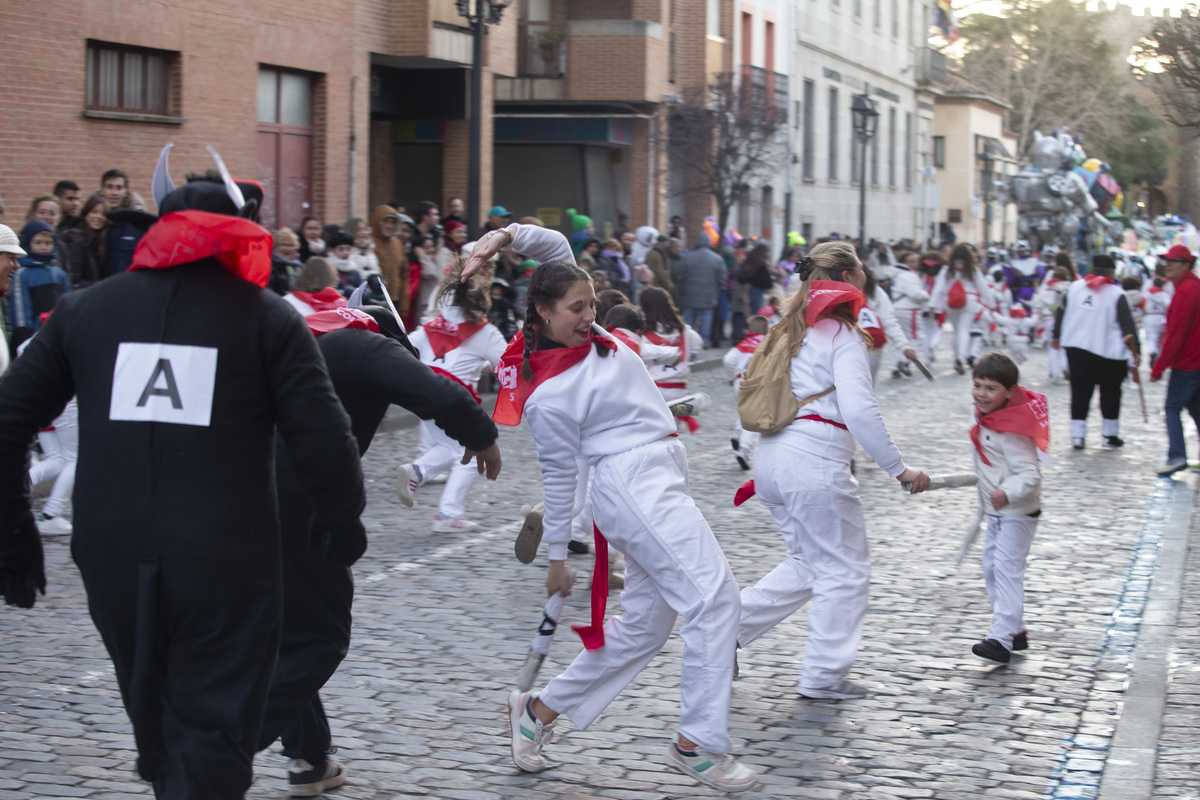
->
<box><xmin>967</xmin><ymin>352</ymin><xmax>1049</xmax><ymax>663</ymax></box>
<box><xmin>461</xmin><ymin>225</ymin><xmax>757</xmax><ymax>792</ymax></box>
<box><xmin>736</xmin><ymin>242</ymin><xmax>930</xmax><ymax>700</ymax></box>
<box><xmin>639</xmin><ymin>286</ymin><xmax>703</xmax><ymax>401</ymax></box>
<box><xmin>724</xmin><ymin>315</ymin><xmax>770</xmax><ymax>470</ymax></box>
<box><xmin>398</xmin><ymin>262</ymin><xmax>508</xmax><ymax>531</ymax></box>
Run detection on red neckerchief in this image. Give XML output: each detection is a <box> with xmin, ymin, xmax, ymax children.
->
<box><xmin>304</xmin><ymin>307</ymin><xmax>380</xmax><ymax>336</ymax></box>
<box><xmin>806</xmin><ymin>280</ymin><xmax>866</xmax><ymax>325</ymax></box>
<box><xmin>492</xmin><ymin>329</ymin><xmax>617</xmax><ymax>426</ymax></box>
<box><xmin>422</xmin><ymin>313</ymin><xmax>488</xmax><ymax>358</ymax></box>
<box><xmin>736</xmin><ymin>332</ymin><xmax>765</xmax><ymax>353</ymax></box>
<box><xmin>970</xmin><ymin>386</ymin><xmax>1050</xmax><ymax>466</ymax></box>
<box><xmin>608</xmin><ymin>327</ymin><xmax>642</xmax><ymax>356</ymax></box>
<box><xmin>130</xmin><ymin>210</ymin><xmax>272</xmax><ymax>287</ymax></box>
<box><xmin>1085</xmin><ymin>274</ymin><xmax>1117</xmax><ymax>290</ymax></box>
<box><xmin>1148</xmin><ymin>285</ymin><xmax>1165</xmax><ymax>294</ymax></box>
<box><xmin>430</xmin><ymin>367</ymin><xmax>482</xmax><ymax>404</ymax></box>
<box><xmin>290</xmin><ymin>288</ymin><xmax>347</xmax><ymax>311</ymax></box>
<box><xmin>1045</xmin><ymin>277</ymin><xmax>1064</xmax><ymax>289</ymax></box>
<box><xmin>644</xmin><ymin>328</ymin><xmax>686</xmax><ymax>361</ymax></box>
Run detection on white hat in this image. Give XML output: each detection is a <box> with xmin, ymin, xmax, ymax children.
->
<box><xmin>461</xmin><ymin>240</ymin><xmax>499</xmax><ymax>264</ymax></box>
<box><xmin>0</xmin><ymin>224</ymin><xmax>27</xmax><ymax>257</ymax></box>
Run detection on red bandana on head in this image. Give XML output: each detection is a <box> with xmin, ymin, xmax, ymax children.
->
<box><xmin>970</xmin><ymin>385</ymin><xmax>1050</xmax><ymax>466</ymax></box>
<box><xmin>304</xmin><ymin>307</ymin><xmax>380</xmax><ymax>336</ymax></box>
<box><xmin>736</xmin><ymin>332</ymin><xmax>766</xmax><ymax>353</ymax></box>
<box><xmin>805</xmin><ymin>280</ymin><xmax>866</xmax><ymax>325</ymax></box>
<box><xmin>422</xmin><ymin>313</ymin><xmax>488</xmax><ymax>358</ymax></box>
<box><xmin>290</xmin><ymin>288</ymin><xmax>347</xmax><ymax>312</ymax></box>
<box><xmin>130</xmin><ymin>210</ymin><xmax>273</xmax><ymax>287</ymax></box>
<box><xmin>492</xmin><ymin>328</ymin><xmax>617</xmax><ymax>426</ymax></box>
<box><xmin>1085</xmin><ymin>274</ymin><xmax>1117</xmax><ymax>290</ymax></box>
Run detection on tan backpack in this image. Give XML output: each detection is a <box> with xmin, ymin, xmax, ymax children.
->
<box><xmin>737</xmin><ymin>324</ymin><xmax>834</xmax><ymax>433</ymax></box>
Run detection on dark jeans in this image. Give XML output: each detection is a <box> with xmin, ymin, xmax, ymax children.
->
<box><xmin>1164</xmin><ymin>369</ymin><xmax>1200</xmax><ymax>462</ymax></box>
<box><xmin>1065</xmin><ymin>347</ymin><xmax>1126</xmax><ymax>421</ymax></box>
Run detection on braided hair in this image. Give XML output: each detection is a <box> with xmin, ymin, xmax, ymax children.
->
<box><xmin>521</xmin><ymin>260</ymin><xmax>599</xmax><ymax>380</ymax></box>
<box><xmin>779</xmin><ymin>241</ymin><xmax>872</xmax><ymax>357</ymax></box>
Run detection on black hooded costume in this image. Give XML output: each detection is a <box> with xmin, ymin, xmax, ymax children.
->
<box><xmin>0</xmin><ymin>155</ymin><xmax>366</xmax><ymax>800</ymax></box>
<box><xmin>257</xmin><ymin>305</ymin><xmax>499</xmax><ymax>773</ymax></box>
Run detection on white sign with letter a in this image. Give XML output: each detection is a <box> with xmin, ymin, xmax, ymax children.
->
<box><xmin>109</xmin><ymin>343</ymin><xmax>219</xmax><ymax>427</ymax></box>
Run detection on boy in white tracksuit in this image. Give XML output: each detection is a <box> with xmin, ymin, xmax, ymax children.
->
<box><xmin>723</xmin><ymin>315</ymin><xmax>769</xmax><ymax>469</ymax></box>
<box><xmin>1143</xmin><ymin>277</ymin><xmax>1171</xmax><ymax>361</ymax></box>
<box><xmin>889</xmin><ymin>254</ymin><xmax>931</xmax><ymax>374</ymax></box>
<box><xmin>967</xmin><ymin>353</ymin><xmax>1047</xmax><ymax>664</ymax></box>
<box><xmin>463</xmin><ymin>231</ymin><xmax>756</xmax><ymax>792</ymax></box>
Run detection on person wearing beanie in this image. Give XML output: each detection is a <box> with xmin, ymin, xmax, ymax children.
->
<box><xmin>1150</xmin><ymin>244</ymin><xmax>1200</xmax><ymax>475</ymax></box>
<box><xmin>566</xmin><ymin>208</ymin><xmax>594</xmax><ymax>256</ymax></box>
<box><xmin>10</xmin><ymin>220</ymin><xmax>71</xmax><ymax>334</ymax></box>
<box><xmin>325</xmin><ymin>230</ymin><xmax>363</xmax><ymax>290</ymax></box>
<box><xmin>0</xmin><ymin>223</ymin><xmax>26</xmax><ymax>373</ymax></box>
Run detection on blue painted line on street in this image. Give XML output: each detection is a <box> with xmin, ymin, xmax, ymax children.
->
<box><xmin>1041</xmin><ymin>478</ymin><xmax>1175</xmax><ymax>800</ymax></box>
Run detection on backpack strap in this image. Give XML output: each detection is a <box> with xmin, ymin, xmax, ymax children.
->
<box><xmin>796</xmin><ymin>385</ymin><xmax>835</xmax><ymax>410</ymax></box>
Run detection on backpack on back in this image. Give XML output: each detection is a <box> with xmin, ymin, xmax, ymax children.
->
<box><xmin>947</xmin><ymin>279</ymin><xmax>967</xmax><ymax>309</ymax></box>
<box><xmin>738</xmin><ymin>324</ymin><xmax>834</xmax><ymax>433</ymax></box>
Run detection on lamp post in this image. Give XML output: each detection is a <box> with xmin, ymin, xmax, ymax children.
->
<box><xmin>850</xmin><ymin>93</ymin><xmax>879</xmax><ymax>252</ymax></box>
<box><xmin>457</xmin><ymin>0</ymin><xmax>510</xmax><ymax>239</ymax></box>
<box><xmin>978</xmin><ymin>151</ymin><xmax>995</xmax><ymax>247</ymax></box>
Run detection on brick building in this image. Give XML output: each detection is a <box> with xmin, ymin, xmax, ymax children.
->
<box><xmin>0</xmin><ymin>0</ymin><xmax>739</xmax><ymax>242</ymax></box>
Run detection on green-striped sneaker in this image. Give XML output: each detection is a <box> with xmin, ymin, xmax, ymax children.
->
<box><xmin>507</xmin><ymin>690</ymin><xmax>553</xmax><ymax>773</ymax></box>
<box><xmin>665</xmin><ymin>733</ymin><xmax>758</xmax><ymax>793</ymax></box>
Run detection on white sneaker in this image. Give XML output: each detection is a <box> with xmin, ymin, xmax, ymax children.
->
<box><xmin>507</xmin><ymin>690</ymin><xmax>553</xmax><ymax>773</ymax></box>
<box><xmin>798</xmin><ymin>679</ymin><xmax>868</xmax><ymax>700</ymax></box>
<box><xmin>433</xmin><ymin>516</ymin><xmax>480</xmax><ymax>533</ymax></box>
<box><xmin>428</xmin><ymin>471</ymin><xmax>449</xmax><ymax>484</ymax></box>
<box><xmin>36</xmin><ymin>515</ymin><xmax>72</xmax><ymax>536</ymax></box>
<box><xmin>665</xmin><ymin>733</ymin><xmax>758</xmax><ymax>793</ymax></box>
<box><xmin>396</xmin><ymin>463</ymin><xmax>418</xmax><ymax>507</ymax></box>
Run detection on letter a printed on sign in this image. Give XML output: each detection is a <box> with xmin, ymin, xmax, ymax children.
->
<box><xmin>109</xmin><ymin>343</ymin><xmax>219</xmax><ymax>427</ymax></box>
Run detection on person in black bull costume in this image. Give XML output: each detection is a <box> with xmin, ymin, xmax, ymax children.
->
<box><xmin>260</xmin><ymin>303</ymin><xmax>501</xmax><ymax>796</ymax></box>
<box><xmin>0</xmin><ymin>145</ymin><xmax>367</xmax><ymax>800</ymax></box>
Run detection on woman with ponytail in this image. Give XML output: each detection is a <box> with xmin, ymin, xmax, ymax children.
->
<box><xmin>930</xmin><ymin>244</ymin><xmax>994</xmax><ymax>374</ymax></box>
<box><xmin>462</xmin><ymin>225</ymin><xmax>757</xmax><ymax>793</ymax></box>
<box><xmin>736</xmin><ymin>241</ymin><xmax>930</xmax><ymax>700</ymax></box>
<box><xmin>639</xmin><ymin>286</ymin><xmax>703</xmax><ymax>402</ymax></box>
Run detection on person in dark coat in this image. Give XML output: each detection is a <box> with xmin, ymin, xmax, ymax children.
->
<box><xmin>0</xmin><ymin>153</ymin><xmax>367</xmax><ymax>800</ymax></box>
<box><xmin>259</xmin><ymin>304</ymin><xmax>501</xmax><ymax>796</ymax></box>
<box><xmin>675</xmin><ymin>233</ymin><xmax>725</xmax><ymax>348</ymax></box>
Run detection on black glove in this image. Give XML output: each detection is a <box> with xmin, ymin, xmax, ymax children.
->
<box><xmin>0</xmin><ymin>514</ymin><xmax>46</xmax><ymax>609</ymax></box>
<box><xmin>308</xmin><ymin>515</ymin><xmax>367</xmax><ymax>567</ymax></box>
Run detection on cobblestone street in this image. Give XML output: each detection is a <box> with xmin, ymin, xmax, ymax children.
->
<box><xmin>1</xmin><ymin>342</ymin><xmax>1197</xmax><ymax>800</ymax></box>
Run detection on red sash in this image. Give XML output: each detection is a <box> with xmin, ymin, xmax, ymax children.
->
<box><xmin>608</xmin><ymin>328</ymin><xmax>642</xmax><ymax>356</ymax></box>
<box><xmin>970</xmin><ymin>386</ymin><xmax>1050</xmax><ymax>466</ymax></box>
<box><xmin>430</xmin><ymin>366</ymin><xmax>482</xmax><ymax>404</ymax></box>
<box><xmin>645</xmin><ymin>328</ymin><xmax>685</xmax><ymax>359</ymax></box>
<box><xmin>423</xmin><ymin>313</ymin><xmax>487</xmax><ymax>358</ymax></box>
<box><xmin>304</xmin><ymin>308</ymin><xmax>380</xmax><ymax>336</ymax></box>
<box><xmin>736</xmin><ymin>332</ymin><xmax>765</xmax><ymax>353</ymax></box>
<box><xmin>291</xmin><ymin>287</ymin><xmax>347</xmax><ymax>312</ymax></box>
<box><xmin>733</xmin><ymin>414</ymin><xmax>847</xmax><ymax>505</ymax></box>
<box><xmin>571</xmin><ymin>523</ymin><xmax>609</xmax><ymax>650</ymax></box>
<box><xmin>492</xmin><ymin>329</ymin><xmax>617</xmax><ymax>426</ymax></box>
<box><xmin>130</xmin><ymin>210</ymin><xmax>273</xmax><ymax>287</ymax></box>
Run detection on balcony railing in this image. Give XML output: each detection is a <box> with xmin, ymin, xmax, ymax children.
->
<box><xmin>739</xmin><ymin>64</ymin><xmax>788</xmax><ymax>125</ymax></box>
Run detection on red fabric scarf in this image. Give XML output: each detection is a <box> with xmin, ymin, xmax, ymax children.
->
<box><xmin>423</xmin><ymin>313</ymin><xmax>487</xmax><ymax>358</ymax></box>
<box><xmin>608</xmin><ymin>327</ymin><xmax>642</xmax><ymax>356</ymax></box>
<box><xmin>644</xmin><ymin>328</ymin><xmax>686</xmax><ymax>360</ymax></box>
<box><xmin>736</xmin><ymin>332</ymin><xmax>765</xmax><ymax>353</ymax></box>
<box><xmin>571</xmin><ymin>523</ymin><xmax>609</xmax><ymax>650</ymax></box>
<box><xmin>1085</xmin><ymin>274</ymin><xmax>1117</xmax><ymax>290</ymax></box>
<box><xmin>492</xmin><ymin>329</ymin><xmax>617</xmax><ymax>426</ymax></box>
<box><xmin>304</xmin><ymin>308</ymin><xmax>380</xmax><ymax>336</ymax></box>
<box><xmin>970</xmin><ymin>385</ymin><xmax>1050</xmax><ymax>466</ymax></box>
<box><xmin>805</xmin><ymin>280</ymin><xmax>866</xmax><ymax>325</ymax></box>
<box><xmin>130</xmin><ymin>210</ymin><xmax>273</xmax><ymax>287</ymax></box>
<box><xmin>291</xmin><ymin>287</ymin><xmax>347</xmax><ymax>312</ymax></box>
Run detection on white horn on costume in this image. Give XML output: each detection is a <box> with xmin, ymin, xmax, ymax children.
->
<box><xmin>151</xmin><ymin>143</ymin><xmax>177</xmax><ymax>208</ymax></box>
<box><xmin>205</xmin><ymin>145</ymin><xmax>246</xmax><ymax>211</ymax></box>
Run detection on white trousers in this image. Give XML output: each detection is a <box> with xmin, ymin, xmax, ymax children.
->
<box><xmin>980</xmin><ymin>514</ymin><xmax>1037</xmax><ymax>650</ymax></box>
<box><xmin>945</xmin><ymin>303</ymin><xmax>980</xmax><ymax>362</ymax></box>
<box><xmin>539</xmin><ymin>438</ymin><xmax>740</xmax><ymax>753</ymax></box>
<box><xmin>30</xmin><ymin>399</ymin><xmax>78</xmax><ymax>518</ymax></box>
<box><xmin>926</xmin><ymin>313</ymin><xmax>944</xmax><ymax>358</ymax></box>
<box><xmin>1144</xmin><ymin>315</ymin><xmax>1166</xmax><ymax>357</ymax></box>
<box><xmin>412</xmin><ymin>420</ymin><xmax>477</xmax><ymax>519</ymax></box>
<box><xmin>738</xmin><ymin>441</ymin><xmax>869</xmax><ymax>691</ymax></box>
<box><xmin>1048</xmin><ymin>344</ymin><xmax>1066</xmax><ymax>380</ymax></box>
<box><xmin>894</xmin><ymin>308</ymin><xmax>925</xmax><ymax>369</ymax></box>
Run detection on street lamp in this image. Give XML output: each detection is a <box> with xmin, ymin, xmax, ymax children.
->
<box><xmin>457</xmin><ymin>0</ymin><xmax>511</xmax><ymax>238</ymax></box>
<box><xmin>850</xmin><ymin>93</ymin><xmax>879</xmax><ymax>252</ymax></box>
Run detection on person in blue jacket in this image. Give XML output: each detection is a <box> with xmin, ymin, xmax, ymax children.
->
<box><xmin>10</xmin><ymin>220</ymin><xmax>70</xmax><ymax>333</ymax></box>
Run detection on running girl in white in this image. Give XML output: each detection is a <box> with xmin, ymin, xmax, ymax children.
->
<box><xmin>638</xmin><ymin>287</ymin><xmax>703</xmax><ymax>402</ymax></box>
<box><xmin>930</xmin><ymin>245</ymin><xmax>993</xmax><ymax>374</ymax></box>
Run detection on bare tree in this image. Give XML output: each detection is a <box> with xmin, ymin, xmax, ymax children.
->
<box><xmin>1133</xmin><ymin>8</ymin><xmax>1200</xmax><ymax>131</ymax></box>
<box><xmin>668</xmin><ymin>72</ymin><xmax>788</xmax><ymax>233</ymax></box>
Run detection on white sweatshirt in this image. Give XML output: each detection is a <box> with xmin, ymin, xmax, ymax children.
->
<box><xmin>971</xmin><ymin>412</ymin><xmax>1042</xmax><ymax>517</ymax></box>
<box><xmin>611</xmin><ymin>327</ymin><xmax>681</xmax><ymax>368</ymax></box>
<box><xmin>865</xmin><ymin>286</ymin><xmax>912</xmax><ymax>352</ymax></box>
<box><xmin>504</xmin><ymin>223</ymin><xmax>576</xmax><ymax>266</ymax></box>
<box><xmin>645</xmin><ymin>324</ymin><xmax>701</xmax><ymax>389</ymax></box>
<box><xmin>889</xmin><ymin>267</ymin><xmax>930</xmax><ymax>313</ymax></box>
<box><xmin>1059</xmin><ymin>281</ymin><xmax>1132</xmax><ymax>361</ymax></box>
<box><xmin>1144</xmin><ymin>286</ymin><xmax>1171</xmax><ymax>318</ymax></box>
<box><xmin>525</xmin><ymin>330</ymin><xmax>677</xmax><ymax>560</ymax></box>
<box><xmin>764</xmin><ymin>318</ymin><xmax>907</xmax><ymax>476</ymax></box>
<box><xmin>407</xmin><ymin>305</ymin><xmax>508</xmax><ymax>385</ymax></box>
<box><xmin>930</xmin><ymin>266</ymin><xmax>993</xmax><ymax>313</ymax></box>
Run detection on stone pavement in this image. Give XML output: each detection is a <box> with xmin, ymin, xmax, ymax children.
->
<box><xmin>1</xmin><ymin>340</ymin><xmax>1198</xmax><ymax>800</ymax></box>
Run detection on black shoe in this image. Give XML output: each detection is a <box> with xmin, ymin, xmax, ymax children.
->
<box><xmin>954</xmin><ymin>359</ymin><xmax>965</xmax><ymax>375</ymax></box>
<box><xmin>730</xmin><ymin>437</ymin><xmax>740</xmax><ymax>452</ymax></box>
<box><xmin>891</xmin><ymin>369</ymin><xmax>904</xmax><ymax>380</ymax></box>
<box><xmin>1072</xmin><ymin>438</ymin><xmax>1085</xmax><ymax>450</ymax></box>
<box><xmin>900</xmin><ymin>362</ymin><xmax>912</xmax><ymax>377</ymax></box>
<box><xmin>972</xmin><ymin>638</ymin><xmax>1011</xmax><ymax>664</ymax></box>
<box><xmin>288</xmin><ymin>757</ymin><xmax>346</xmax><ymax>797</ymax></box>
<box><xmin>567</xmin><ymin>540</ymin><xmax>590</xmax><ymax>555</ymax></box>
<box><xmin>1102</xmin><ymin>436</ymin><xmax>1124</xmax><ymax>449</ymax></box>
<box><xmin>966</xmin><ymin>356</ymin><xmax>976</xmax><ymax>368</ymax></box>
<box><xmin>1012</xmin><ymin>632</ymin><xmax>1028</xmax><ymax>652</ymax></box>
<box><xmin>736</xmin><ymin>453</ymin><xmax>750</xmax><ymax>471</ymax></box>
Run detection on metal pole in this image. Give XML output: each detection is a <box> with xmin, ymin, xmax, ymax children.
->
<box><xmin>858</xmin><ymin>134</ymin><xmax>868</xmax><ymax>249</ymax></box>
<box><xmin>467</xmin><ymin>0</ymin><xmax>484</xmax><ymax>239</ymax></box>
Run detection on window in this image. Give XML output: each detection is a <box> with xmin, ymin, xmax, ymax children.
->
<box><xmin>741</xmin><ymin>12</ymin><xmax>753</xmax><ymax>66</ymax></box>
<box><xmin>707</xmin><ymin>0</ymin><xmax>721</xmax><ymax>36</ymax></box>
<box><xmin>855</xmin><ymin>0</ymin><xmax>863</xmax><ymax>18</ymax></box>
<box><xmin>892</xmin><ymin>0</ymin><xmax>899</xmax><ymax>37</ymax></box>
<box><xmin>905</xmin><ymin>112</ymin><xmax>912</xmax><ymax>189</ymax></box>
<box><xmin>802</xmin><ymin>80</ymin><xmax>815</xmax><ymax>180</ymax></box>
<box><xmin>86</xmin><ymin>41</ymin><xmax>174</xmax><ymax>115</ymax></box>
<box><xmin>761</xmin><ymin>185</ymin><xmax>774</xmax><ymax>238</ymax></box>
<box><xmin>874</xmin><ymin>0</ymin><xmax>882</xmax><ymax>29</ymax></box>
<box><xmin>257</xmin><ymin>67</ymin><xmax>316</xmax><ymax>230</ymax></box>
<box><xmin>888</xmin><ymin>107</ymin><xmax>896</xmax><ymax>187</ymax></box>
<box><xmin>933</xmin><ymin>135</ymin><xmax>946</xmax><ymax>169</ymax></box>
<box><xmin>948</xmin><ymin>209</ymin><xmax>963</xmax><ymax>223</ymax></box>
<box><xmin>850</xmin><ymin>119</ymin><xmax>859</xmax><ymax>185</ymax></box>
<box><xmin>828</xmin><ymin>88</ymin><xmax>839</xmax><ymax>181</ymax></box>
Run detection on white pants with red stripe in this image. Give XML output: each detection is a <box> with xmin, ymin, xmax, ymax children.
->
<box><xmin>30</xmin><ymin>399</ymin><xmax>79</xmax><ymax>518</ymax></box>
<box><xmin>538</xmin><ymin>438</ymin><xmax>740</xmax><ymax>753</ymax></box>
<box><xmin>412</xmin><ymin>420</ymin><xmax>477</xmax><ymax>519</ymax></box>
<box><xmin>894</xmin><ymin>308</ymin><xmax>926</xmax><ymax>368</ymax></box>
<box><xmin>981</xmin><ymin>514</ymin><xmax>1037</xmax><ymax>650</ymax></box>
<box><xmin>738</xmin><ymin>440</ymin><xmax>869</xmax><ymax>691</ymax></box>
